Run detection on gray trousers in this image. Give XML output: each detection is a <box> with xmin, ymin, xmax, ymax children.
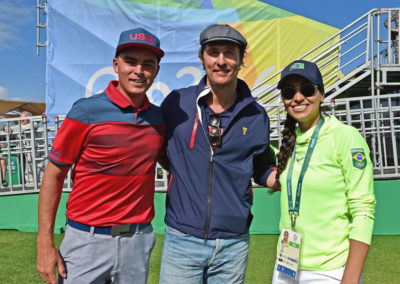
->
<box><xmin>58</xmin><ymin>223</ymin><xmax>155</xmax><ymax>284</ymax></box>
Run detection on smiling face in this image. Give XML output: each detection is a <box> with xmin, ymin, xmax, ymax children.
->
<box><xmin>113</xmin><ymin>46</ymin><xmax>160</xmax><ymax>104</ymax></box>
<box><xmin>281</xmin><ymin>75</ymin><xmax>324</xmax><ymax>132</ymax></box>
<box><xmin>200</xmin><ymin>41</ymin><xmax>241</xmax><ymax>88</ymax></box>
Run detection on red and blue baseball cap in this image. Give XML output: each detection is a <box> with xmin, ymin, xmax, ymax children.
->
<box><xmin>115</xmin><ymin>27</ymin><xmax>164</xmax><ymax>59</ymax></box>
<box><xmin>277</xmin><ymin>60</ymin><xmax>324</xmax><ymax>92</ymax></box>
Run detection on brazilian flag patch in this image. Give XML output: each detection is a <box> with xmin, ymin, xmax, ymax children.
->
<box><xmin>351</xmin><ymin>148</ymin><xmax>367</xmax><ymax>169</ymax></box>
<box><xmin>290</xmin><ymin>63</ymin><xmax>304</xmax><ymax>70</ymax></box>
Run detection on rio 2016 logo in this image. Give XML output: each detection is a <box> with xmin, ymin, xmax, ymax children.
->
<box><xmin>85</xmin><ymin>66</ymin><xmax>203</xmax><ymax>105</ymax></box>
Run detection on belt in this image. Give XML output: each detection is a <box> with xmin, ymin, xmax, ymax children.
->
<box><xmin>67</xmin><ymin>219</ymin><xmax>150</xmax><ymax>236</ymax></box>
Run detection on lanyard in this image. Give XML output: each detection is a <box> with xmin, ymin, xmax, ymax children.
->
<box><xmin>286</xmin><ymin>116</ymin><xmax>324</xmax><ymax>231</ymax></box>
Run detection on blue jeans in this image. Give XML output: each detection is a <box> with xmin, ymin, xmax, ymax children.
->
<box><xmin>159</xmin><ymin>226</ymin><xmax>250</xmax><ymax>284</ymax></box>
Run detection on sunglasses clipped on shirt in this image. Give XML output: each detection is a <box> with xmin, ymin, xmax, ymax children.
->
<box><xmin>281</xmin><ymin>83</ymin><xmax>318</xmax><ymax>100</ymax></box>
<box><xmin>208</xmin><ymin>113</ymin><xmax>222</xmax><ymax>148</ymax></box>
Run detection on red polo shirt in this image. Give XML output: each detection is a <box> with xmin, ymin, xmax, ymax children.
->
<box><xmin>49</xmin><ymin>81</ymin><xmax>165</xmax><ymax>226</ymax></box>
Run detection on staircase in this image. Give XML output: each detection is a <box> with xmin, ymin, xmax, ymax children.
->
<box><xmin>253</xmin><ymin>8</ymin><xmax>400</xmax><ymax>178</ymax></box>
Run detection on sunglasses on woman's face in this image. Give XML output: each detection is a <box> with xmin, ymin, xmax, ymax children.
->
<box><xmin>281</xmin><ymin>83</ymin><xmax>317</xmax><ymax>100</ymax></box>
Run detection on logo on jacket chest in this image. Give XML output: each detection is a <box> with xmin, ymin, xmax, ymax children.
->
<box><xmin>242</xmin><ymin>127</ymin><xmax>248</xmax><ymax>135</ymax></box>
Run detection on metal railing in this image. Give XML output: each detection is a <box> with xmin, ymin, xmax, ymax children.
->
<box><xmin>268</xmin><ymin>93</ymin><xmax>400</xmax><ymax>179</ymax></box>
<box><xmin>254</xmin><ymin>8</ymin><xmax>400</xmax><ymax>113</ymax></box>
<box><xmin>331</xmin><ymin>94</ymin><xmax>400</xmax><ymax>179</ymax></box>
<box><xmin>2</xmin><ymin>9</ymin><xmax>399</xmax><ymax>196</ymax></box>
<box><xmin>0</xmin><ymin>115</ymin><xmax>47</xmax><ymax>195</ymax></box>
<box><xmin>1</xmin><ymin>92</ymin><xmax>397</xmax><ymax>197</ymax></box>
<box><xmin>256</xmin><ymin>8</ymin><xmax>400</xmax><ymax>180</ymax></box>
<box><xmin>0</xmin><ymin>115</ymin><xmax>169</xmax><ymax>195</ymax></box>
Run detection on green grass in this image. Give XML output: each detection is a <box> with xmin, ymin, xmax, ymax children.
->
<box><xmin>0</xmin><ymin>231</ymin><xmax>398</xmax><ymax>283</ymax></box>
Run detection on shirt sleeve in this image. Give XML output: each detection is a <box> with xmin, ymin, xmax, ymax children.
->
<box><xmin>48</xmin><ymin>100</ymin><xmax>90</xmax><ymax>166</ymax></box>
<box><xmin>252</xmin><ymin>109</ymin><xmax>276</xmax><ymax>186</ymax></box>
<box><xmin>252</xmin><ymin>145</ymin><xmax>277</xmax><ymax>186</ymax></box>
<box><xmin>336</xmin><ymin>126</ymin><xmax>376</xmax><ymax>245</ymax></box>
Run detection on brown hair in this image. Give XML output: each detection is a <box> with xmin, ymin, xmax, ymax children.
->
<box><xmin>270</xmin><ymin>114</ymin><xmax>297</xmax><ymax>193</ymax></box>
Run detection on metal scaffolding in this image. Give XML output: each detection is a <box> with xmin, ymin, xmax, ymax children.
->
<box><xmin>6</xmin><ymin>7</ymin><xmax>396</xmax><ymax>197</ymax></box>
<box><xmin>36</xmin><ymin>0</ymin><xmax>47</xmax><ymax>56</ymax></box>
<box><xmin>254</xmin><ymin>8</ymin><xmax>400</xmax><ymax>180</ymax></box>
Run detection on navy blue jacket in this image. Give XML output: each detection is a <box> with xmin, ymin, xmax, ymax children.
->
<box><xmin>161</xmin><ymin>76</ymin><xmax>275</xmax><ymax>239</ymax></box>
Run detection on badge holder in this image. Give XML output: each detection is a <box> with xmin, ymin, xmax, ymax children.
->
<box><xmin>276</xmin><ymin>227</ymin><xmax>302</xmax><ymax>279</ymax></box>
<box><xmin>276</xmin><ymin>117</ymin><xmax>325</xmax><ymax>279</ymax></box>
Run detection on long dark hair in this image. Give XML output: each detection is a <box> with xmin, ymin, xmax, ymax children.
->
<box><xmin>270</xmin><ymin>114</ymin><xmax>297</xmax><ymax>193</ymax></box>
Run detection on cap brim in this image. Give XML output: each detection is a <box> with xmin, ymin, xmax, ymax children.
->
<box><xmin>202</xmin><ymin>38</ymin><xmax>244</xmax><ymax>50</ymax></box>
<box><xmin>116</xmin><ymin>42</ymin><xmax>164</xmax><ymax>59</ymax></box>
<box><xmin>277</xmin><ymin>72</ymin><xmax>315</xmax><ymax>89</ymax></box>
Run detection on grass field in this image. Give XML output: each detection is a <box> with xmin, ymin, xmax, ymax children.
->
<box><xmin>0</xmin><ymin>231</ymin><xmax>398</xmax><ymax>283</ymax></box>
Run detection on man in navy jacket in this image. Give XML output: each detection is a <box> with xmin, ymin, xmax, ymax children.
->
<box><xmin>159</xmin><ymin>24</ymin><xmax>276</xmax><ymax>283</ymax></box>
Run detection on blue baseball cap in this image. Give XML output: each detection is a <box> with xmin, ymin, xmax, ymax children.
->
<box><xmin>277</xmin><ymin>60</ymin><xmax>324</xmax><ymax>92</ymax></box>
<box><xmin>115</xmin><ymin>28</ymin><xmax>164</xmax><ymax>59</ymax></box>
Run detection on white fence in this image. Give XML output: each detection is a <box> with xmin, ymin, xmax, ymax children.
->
<box><xmin>0</xmin><ymin>115</ymin><xmax>168</xmax><ymax>195</ymax></box>
<box><xmin>0</xmin><ymin>97</ymin><xmax>398</xmax><ymax>197</ymax></box>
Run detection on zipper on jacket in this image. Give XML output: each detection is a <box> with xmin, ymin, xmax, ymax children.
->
<box><xmin>195</xmin><ymin>84</ymin><xmax>258</xmax><ymax>241</ymax></box>
<box><xmin>204</xmin><ymin>150</ymin><xmax>214</xmax><ymax>241</ymax></box>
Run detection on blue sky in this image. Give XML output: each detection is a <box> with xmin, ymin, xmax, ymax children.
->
<box><xmin>0</xmin><ymin>0</ymin><xmax>398</xmax><ymax>103</ymax></box>
<box><xmin>0</xmin><ymin>0</ymin><xmax>45</xmax><ymax>102</ymax></box>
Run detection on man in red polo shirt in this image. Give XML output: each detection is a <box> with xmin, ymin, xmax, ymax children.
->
<box><xmin>36</xmin><ymin>27</ymin><xmax>165</xmax><ymax>284</ymax></box>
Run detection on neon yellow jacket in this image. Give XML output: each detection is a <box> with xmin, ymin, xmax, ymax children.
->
<box><xmin>278</xmin><ymin>115</ymin><xmax>376</xmax><ymax>270</ymax></box>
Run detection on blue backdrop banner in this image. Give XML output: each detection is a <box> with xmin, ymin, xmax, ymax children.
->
<box><xmin>46</xmin><ymin>0</ymin><xmax>338</xmax><ymax>119</ymax></box>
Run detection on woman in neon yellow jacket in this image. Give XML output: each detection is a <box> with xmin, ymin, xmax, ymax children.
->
<box><xmin>271</xmin><ymin>60</ymin><xmax>376</xmax><ymax>284</ymax></box>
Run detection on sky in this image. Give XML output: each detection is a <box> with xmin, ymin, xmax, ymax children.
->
<box><xmin>0</xmin><ymin>0</ymin><xmax>45</xmax><ymax>102</ymax></box>
<box><xmin>0</xmin><ymin>0</ymin><xmax>398</xmax><ymax>103</ymax></box>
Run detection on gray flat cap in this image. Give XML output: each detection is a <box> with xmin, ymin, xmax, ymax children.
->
<box><xmin>200</xmin><ymin>24</ymin><xmax>247</xmax><ymax>51</ymax></box>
